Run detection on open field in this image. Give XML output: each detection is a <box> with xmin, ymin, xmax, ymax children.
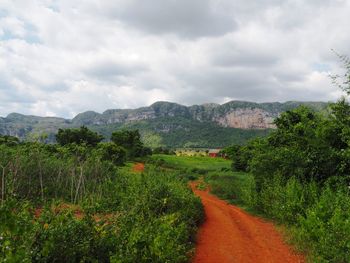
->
<box><xmin>151</xmin><ymin>154</ymin><xmax>231</xmax><ymax>171</ymax></box>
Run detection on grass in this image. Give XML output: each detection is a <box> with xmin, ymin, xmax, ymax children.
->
<box><xmin>151</xmin><ymin>154</ymin><xmax>231</xmax><ymax>171</ymax></box>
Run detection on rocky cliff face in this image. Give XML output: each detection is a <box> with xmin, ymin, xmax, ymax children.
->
<box><xmin>215</xmin><ymin>108</ymin><xmax>276</xmax><ymax>129</ymax></box>
<box><xmin>0</xmin><ymin>100</ymin><xmax>328</xmax><ymax>142</ymax></box>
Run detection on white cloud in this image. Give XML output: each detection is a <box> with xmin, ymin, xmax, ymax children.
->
<box><xmin>0</xmin><ymin>0</ymin><xmax>349</xmax><ymax>118</ymax></box>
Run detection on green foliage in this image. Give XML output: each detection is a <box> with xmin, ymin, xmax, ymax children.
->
<box><xmin>222</xmin><ymin>143</ymin><xmax>255</xmax><ymax>172</ymax></box>
<box><xmin>217</xmin><ymin>79</ymin><xmax>350</xmax><ymax>261</ymax></box>
<box><xmin>56</xmin><ymin>126</ymin><xmax>103</xmax><ymax>146</ymax></box>
<box><xmin>151</xmin><ymin>154</ymin><xmax>231</xmax><ymax>172</ymax></box>
<box><xmin>110</xmin><ymin>168</ymin><xmax>203</xmax><ymax>263</ymax></box>
<box><xmin>111</xmin><ymin>129</ymin><xmax>151</xmax><ymax>158</ymax></box>
<box><xmin>152</xmin><ymin>147</ymin><xmax>175</xmax><ymax>155</ymax></box>
<box><xmin>0</xmin><ymin>142</ymin><xmax>119</xmax><ymax>203</ymax></box>
<box><xmin>296</xmin><ymin>184</ymin><xmax>350</xmax><ymax>262</ymax></box>
<box><xmin>124</xmin><ymin>117</ymin><xmax>271</xmax><ymax>148</ymax></box>
<box><xmin>0</xmin><ymin>139</ymin><xmax>203</xmax><ymax>262</ymax></box>
<box><xmin>0</xmin><ymin>201</ymin><xmax>118</xmax><ymax>262</ymax></box>
<box><xmin>205</xmin><ymin>172</ymin><xmax>257</xmax><ymax>208</ymax></box>
<box><xmin>242</xmin><ymin>104</ymin><xmax>350</xmax><ymax>188</ymax></box>
<box><xmin>31</xmin><ymin>211</ymin><xmax>118</xmax><ymax>262</ymax></box>
<box><xmin>141</xmin><ymin>132</ymin><xmax>165</xmax><ymax>148</ymax></box>
<box><xmin>254</xmin><ymin>176</ymin><xmax>350</xmax><ymax>262</ymax></box>
<box><xmin>0</xmin><ymin>134</ymin><xmax>20</xmax><ymax>146</ymax></box>
<box><xmin>97</xmin><ymin>143</ymin><xmax>127</xmax><ymax>166</ymax></box>
<box><xmin>111</xmin><ymin>129</ymin><xmax>141</xmax><ymax>150</ymax></box>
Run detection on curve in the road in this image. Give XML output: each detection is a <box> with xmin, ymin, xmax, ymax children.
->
<box><xmin>191</xmin><ymin>183</ymin><xmax>305</xmax><ymax>263</ymax></box>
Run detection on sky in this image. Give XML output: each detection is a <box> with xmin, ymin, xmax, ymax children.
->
<box><xmin>0</xmin><ymin>0</ymin><xmax>350</xmax><ymax>118</ymax></box>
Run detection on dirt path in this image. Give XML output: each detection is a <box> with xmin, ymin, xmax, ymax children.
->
<box><xmin>132</xmin><ymin>163</ymin><xmax>145</xmax><ymax>172</ymax></box>
<box><xmin>191</xmin><ymin>183</ymin><xmax>304</xmax><ymax>263</ymax></box>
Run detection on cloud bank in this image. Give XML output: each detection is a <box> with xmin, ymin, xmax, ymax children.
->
<box><xmin>0</xmin><ymin>0</ymin><xmax>349</xmax><ymax>117</ymax></box>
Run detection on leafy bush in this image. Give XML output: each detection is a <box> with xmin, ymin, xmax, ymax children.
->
<box><xmin>31</xmin><ymin>210</ymin><xmax>117</xmax><ymax>263</ymax></box>
<box><xmin>111</xmin><ymin>129</ymin><xmax>151</xmax><ymax>158</ymax></box>
<box><xmin>0</xmin><ymin>163</ymin><xmax>203</xmax><ymax>262</ymax></box>
<box><xmin>56</xmin><ymin>126</ymin><xmax>104</xmax><ymax>146</ymax></box>
<box><xmin>295</xmin><ymin>184</ymin><xmax>350</xmax><ymax>262</ymax></box>
<box><xmin>97</xmin><ymin>143</ymin><xmax>126</xmax><ymax>166</ymax></box>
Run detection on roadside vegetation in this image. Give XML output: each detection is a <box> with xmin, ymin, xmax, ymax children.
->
<box><xmin>154</xmin><ymin>84</ymin><xmax>350</xmax><ymax>261</ymax></box>
<box><xmin>205</xmin><ymin>56</ymin><xmax>350</xmax><ymax>263</ymax></box>
<box><xmin>218</xmin><ymin>99</ymin><xmax>350</xmax><ymax>262</ymax></box>
<box><xmin>0</xmin><ymin>128</ymin><xmax>203</xmax><ymax>262</ymax></box>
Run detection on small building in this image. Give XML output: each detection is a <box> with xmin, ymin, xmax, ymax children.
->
<box><xmin>208</xmin><ymin>149</ymin><xmax>221</xmax><ymax>158</ymax></box>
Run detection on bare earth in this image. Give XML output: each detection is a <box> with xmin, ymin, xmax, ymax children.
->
<box><xmin>132</xmin><ymin>163</ymin><xmax>145</xmax><ymax>172</ymax></box>
<box><xmin>191</xmin><ymin>183</ymin><xmax>305</xmax><ymax>263</ymax></box>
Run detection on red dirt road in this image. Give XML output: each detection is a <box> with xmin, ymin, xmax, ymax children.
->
<box><xmin>132</xmin><ymin>163</ymin><xmax>145</xmax><ymax>172</ymax></box>
<box><xmin>191</xmin><ymin>183</ymin><xmax>305</xmax><ymax>263</ymax></box>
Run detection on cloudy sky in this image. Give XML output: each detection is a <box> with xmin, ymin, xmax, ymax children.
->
<box><xmin>0</xmin><ymin>0</ymin><xmax>350</xmax><ymax>118</ymax></box>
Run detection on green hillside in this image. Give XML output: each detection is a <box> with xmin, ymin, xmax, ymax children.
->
<box><xmin>0</xmin><ymin>100</ymin><xmax>328</xmax><ymax>148</ymax></box>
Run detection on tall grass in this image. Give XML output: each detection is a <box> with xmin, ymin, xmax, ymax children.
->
<box><xmin>205</xmin><ymin>171</ymin><xmax>257</xmax><ymax>208</ymax></box>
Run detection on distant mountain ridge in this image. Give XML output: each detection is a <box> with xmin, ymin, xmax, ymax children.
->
<box><xmin>0</xmin><ymin>100</ymin><xmax>329</xmax><ymax>147</ymax></box>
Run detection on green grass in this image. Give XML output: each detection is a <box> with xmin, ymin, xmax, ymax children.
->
<box><xmin>151</xmin><ymin>154</ymin><xmax>231</xmax><ymax>171</ymax></box>
<box><xmin>204</xmin><ymin>171</ymin><xmax>257</xmax><ymax>211</ymax></box>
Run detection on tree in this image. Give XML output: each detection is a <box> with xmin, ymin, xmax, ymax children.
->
<box><xmin>0</xmin><ymin>135</ymin><xmax>20</xmax><ymax>147</ymax></box>
<box><xmin>97</xmin><ymin>143</ymin><xmax>126</xmax><ymax>166</ymax></box>
<box><xmin>111</xmin><ymin>130</ymin><xmax>141</xmax><ymax>149</ymax></box>
<box><xmin>249</xmin><ymin>105</ymin><xmax>347</xmax><ymax>187</ymax></box>
<box><xmin>56</xmin><ymin>126</ymin><xmax>103</xmax><ymax>146</ymax></box>
<box><xmin>111</xmin><ymin>129</ymin><xmax>149</xmax><ymax>158</ymax></box>
<box><xmin>331</xmin><ymin>53</ymin><xmax>350</xmax><ymax>94</ymax></box>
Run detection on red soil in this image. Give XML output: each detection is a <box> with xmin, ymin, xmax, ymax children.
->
<box><xmin>34</xmin><ymin>204</ymin><xmax>116</xmax><ymax>223</ymax></box>
<box><xmin>191</xmin><ymin>182</ymin><xmax>305</xmax><ymax>263</ymax></box>
<box><xmin>132</xmin><ymin>163</ymin><xmax>145</xmax><ymax>172</ymax></box>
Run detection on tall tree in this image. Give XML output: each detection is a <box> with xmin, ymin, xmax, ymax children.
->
<box><xmin>111</xmin><ymin>129</ymin><xmax>149</xmax><ymax>158</ymax></box>
<box><xmin>56</xmin><ymin>126</ymin><xmax>103</xmax><ymax>146</ymax></box>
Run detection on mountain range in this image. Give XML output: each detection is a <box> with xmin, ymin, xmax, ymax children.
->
<box><xmin>0</xmin><ymin>101</ymin><xmax>328</xmax><ymax>148</ymax></box>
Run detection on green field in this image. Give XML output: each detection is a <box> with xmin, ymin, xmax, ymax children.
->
<box><xmin>151</xmin><ymin>154</ymin><xmax>231</xmax><ymax>171</ymax></box>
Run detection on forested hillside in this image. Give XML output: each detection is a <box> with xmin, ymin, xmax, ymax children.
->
<box><xmin>0</xmin><ymin>101</ymin><xmax>327</xmax><ymax>148</ymax></box>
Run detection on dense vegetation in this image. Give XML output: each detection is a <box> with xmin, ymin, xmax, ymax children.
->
<box><xmin>122</xmin><ymin>117</ymin><xmax>271</xmax><ymax>148</ymax></box>
<box><xmin>0</xmin><ymin>128</ymin><xmax>203</xmax><ymax>262</ymax></box>
<box><xmin>216</xmin><ymin>98</ymin><xmax>350</xmax><ymax>261</ymax></box>
<box><xmin>56</xmin><ymin>126</ymin><xmax>104</xmax><ymax>146</ymax></box>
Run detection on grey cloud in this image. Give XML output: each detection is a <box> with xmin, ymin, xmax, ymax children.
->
<box><xmin>84</xmin><ymin>60</ymin><xmax>148</xmax><ymax>80</ymax></box>
<box><xmin>211</xmin><ymin>47</ymin><xmax>279</xmax><ymax>68</ymax></box>
<box><xmin>0</xmin><ymin>87</ymin><xmax>35</xmax><ymax>104</ymax></box>
<box><xmin>0</xmin><ymin>77</ymin><xmax>10</xmax><ymax>90</ymax></box>
<box><xmin>175</xmin><ymin>67</ymin><xmax>277</xmax><ymax>102</ymax></box>
<box><xmin>106</xmin><ymin>0</ymin><xmax>236</xmax><ymax>38</ymax></box>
